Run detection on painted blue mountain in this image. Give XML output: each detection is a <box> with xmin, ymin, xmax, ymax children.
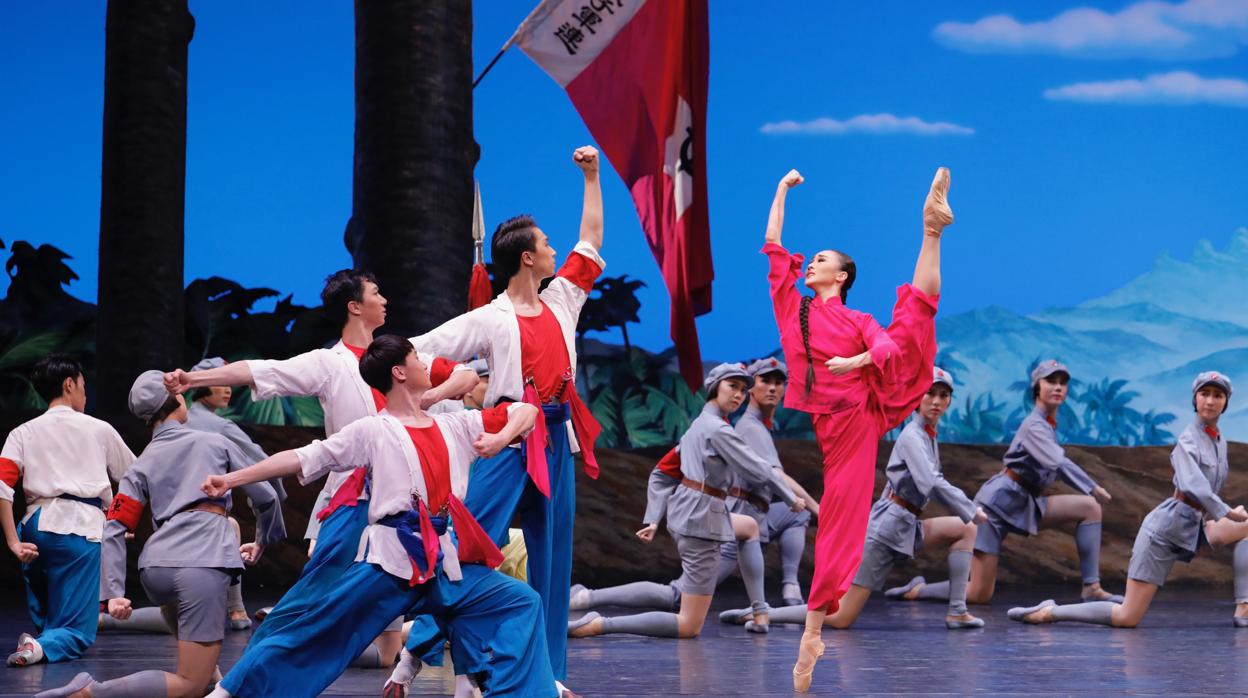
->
<box><xmin>936</xmin><ymin>229</ymin><xmax>1248</xmax><ymax>443</ymax></box>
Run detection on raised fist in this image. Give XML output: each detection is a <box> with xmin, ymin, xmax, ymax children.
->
<box><xmin>780</xmin><ymin>169</ymin><xmax>804</xmax><ymax>189</ymax></box>
<box><xmin>573</xmin><ymin>145</ymin><xmax>599</xmax><ymax>175</ymax></box>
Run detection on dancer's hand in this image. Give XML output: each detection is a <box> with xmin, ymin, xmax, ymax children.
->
<box><xmin>108</xmin><ymin>598</ymin><xmax>132</xmax><ymax>620</ymax></box>
<box><xmin>473</xmin><ymin>432</ymin><xmax>510</xmax><ymax>459</ymax></box>
<box><xmin>1226</xmin><ymin>505</ymin><xmax>1248</xmax><ymax>522</ymax></box>
<box><xmin>973</xmin><ymin>507</ymin><xmax>988</xmax><ymax>525</ymax></box>
<box><xmin>573</xmin><ymin>146</ymin><xmax>599</xmax><ymax>176</ymax></box>
<box><xmin>202</xmin><ymin>475</ymin><xmax>231</xmax><ymax>498</ymax></box>
<box><xmin>7</xmin><ymin>541</ymin><xmax>37</xmax><ymax>564</ymax></box>
<box><xmin>635</xmin><ymin>523</ymin><xmax>657</xmax><ymax>543</ymax></box>
<box><xmin>163</xmin><ymin>369</ymin><xmax>191</xmax><ymax>394</ymax></box>
<box><xmin>1092</xmin><ymin>486</ymin><xmax>1112</xmax><ymax>504</ymax></box>
<box><xmin>240</xmin><ymin>542</ymin><xmax>264</xmax><ymax>564</ymax></box>
<box><xmin>779</xmin><ymin>169</ymin><xmax>804</xmax><ymax>189</ymax></box>
<box><xmin>824</xmin><ymin>355</ymin><xmax>862</xmax><ymax>375</ymax></box>
<box><xmin>790</xmin><ymin>498</ymin><xmax>807</xmax><ymax>514</ymax></box>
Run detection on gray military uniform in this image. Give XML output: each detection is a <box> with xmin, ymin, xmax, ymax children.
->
<box><xmin>101</xmin><ymin>421</ymin><xmax>285</xmax><ymax>641</ymax></box>
<box><xmin>186</xmin><ymin>401</ymin><xmax>287</xmax><ymax>514</ymax></box>
<box><xmin>1129</xmin><ymin>419</ymin><xmax>1232</xmax><ymax>586</ymax></box>
<box><xmin>973</xmin><ymin>406</ymin><xmax>1099</xmax><ymax>554</ymax></box>
<box><xmin>855</xmin><ymin>417</ymin><xmax>976</xmax><ymax>590</ymax></box>
<box><xmin>645</xmin><ymin>402</ymin><xmax>798</xmax><ymax>595</ymax></box>
<box><xmin>727</xmin><ymin>405</ymin><xmax>804</xmax><ymax>542</ymax></box>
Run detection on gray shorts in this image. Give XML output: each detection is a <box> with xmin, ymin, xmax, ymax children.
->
<box><xmin>1127</xmin><ymin>529</ymin><xmax>1194</xmax><ymax>587</ymax></box>
<box><xmin>851</xmin><ymin>538</ymin><xmax>906</xmax><ymax>592</ymax></box>
<box><xmin>140</xmin><ymin>566</ymin><xmax>232</xmax><ymax>642</ymax></box>
<box><xmin>670</xmin><ymin>532</ymin><xmax>720</xmax><ymax>596</ymax></box>
<box><xmin>973</xmin><ymin>509</ymin><xmax>1011</xmax><ymax>556</ymax></box>
<box><xmin>766</xmin><ymin>504</ymin><xmax>811</xmax><ymax>541</ymax></box>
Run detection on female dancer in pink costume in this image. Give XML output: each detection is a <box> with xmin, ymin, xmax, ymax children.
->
<box><xmin>763</xmin><ymin>167</ymin><xmax>952</xmax><ymax>691</ymax></box>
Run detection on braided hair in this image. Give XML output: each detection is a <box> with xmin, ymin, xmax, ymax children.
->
<box><xmin>800</xmin><ymin>295</ymin><xmax>815</xmax><ymax>395</ymax></box>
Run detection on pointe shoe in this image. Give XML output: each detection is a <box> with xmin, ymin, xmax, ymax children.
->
<box><xmin>568</xmin><ymin>584</ymin><xmax>590</xmax><ymax>611</ymax></box>
<box><xmin>744</xmin><ymin>619</ymin><xmax>770</xmax><ymax>634</ymax></box>
<box><xmin>884</xmin><ymin>575</ymin><xmax>926</xmax><ymax>600</ymax></box>
<box><xmin>923</xmin><ymin>167</ymin><xmax>953</xmax><ymax>236</ymax></box>
<box><xmin>34</xmin><ymin>672</ymin><xmax>94</xmax><ymax>698</ymax></box>
<box><xmin>718</xmin><ymin>607</ymin><xmax>753</xmax><ymax>624</ymax></box>
<box><xmin>792</xmin><ymin>633</ymin><xmax>825</xmax><ymax>693</ymax></box>
<box><xmin>567</xmin><ymin>611</ymin><xmax>601</xmax><ymax>638</ymax></box>
<box><xmin>1007</xmin><ymin>599</ymin><xmax>1056</xmax><ymax>624</ymax></box>
<box><xmin>944</xmin><ymin>613</ymin><xmax>986</xmax><ymax>630</ymax></box>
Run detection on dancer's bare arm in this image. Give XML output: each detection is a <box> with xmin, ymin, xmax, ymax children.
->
<box><xmin>574</xmin><ymin>146</ymin><xmax>603</xmax><ymax>251</ymax></box>
<box><xmin>765</xmin><ymin>170</ymin><xmax>804</xmax><ymax>246</ymax></box>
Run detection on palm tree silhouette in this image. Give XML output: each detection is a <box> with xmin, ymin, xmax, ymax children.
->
<box><xmin>1076</xmin><ymin>377</ymin><xmax>1145</xmax><ymax>445</ymax></box>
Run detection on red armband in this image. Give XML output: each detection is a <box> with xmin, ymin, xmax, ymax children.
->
<box><xmin>429</xmin><ymin>357</ymin><xmax>456</xmax><ymax>388</ymax></box>
<box><xmin>657</xmin><ymin>447</ymin><xmax>681</xmax><ymax>480</ymax></box>
<box><xmin>555</xmin><ymin>252</ymin><xmax>602</xmax><ymax>293</ymax></box>
<box><xmin>0</xmin><ymin>458</ymin><xmax>18</xmax><ymax>489</ymax></box>
<box><xmin>106</xmin><ymin>493</ymin><xmax>144</xmax><ymax>532</ymax></box>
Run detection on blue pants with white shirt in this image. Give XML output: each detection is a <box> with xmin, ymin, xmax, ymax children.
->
<box><xmin>18</xmin><ymin>508</ymin><xmax>99</xmax><ymax>662</ymax></box>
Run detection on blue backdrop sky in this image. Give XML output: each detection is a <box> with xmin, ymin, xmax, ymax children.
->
<box><xmin>2</xmin><ymin>1</ymin><xmax>1246</xmax><ymax>361</ymax></box>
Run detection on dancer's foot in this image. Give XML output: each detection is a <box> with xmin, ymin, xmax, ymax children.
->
<box><xmin>944</xmin><ymin>612</ymin><xmax>985</xmax><ymax>630</ymax></box>
<box><xmin>781</xmin><ymin>582</ymin><xmax>804</xmax><ymax>606</ymax></box>
<box><xmin>6</xmin><ymin>633</ymin><xmax>43</xmax><ymax>667</ymax></box>
<box><xmin>228</xmin><ymin>609</ymin><xmax>251</xmax><ymax>630</ymax></box>
<box><xmin>745</xmin><ymin>612</ymin><xmax>769</xmax><ymax>633</ymax></box>
<box><xmin>567</xmin><ymin>611</ymin><xmax>603</xmax><ymax>638</ymax></box>
<box><xmin>1234</xmin><ymin>603</ymin><xmax>1248</xmax><ymax>628</ymax></box>
<box><xmin>923</xmin><ymin>167</ymin><xmax>953</xmax><ymax>237</ymax></box>
<box><xmin>884</xmin><ymin>575</ymin><xmax>926</xmax><ymax>600</ymax></box>
<box><xmin>556</xmin><ymin>680</ymin><xmax>581</xmax><ymax>698</ymax></box>
<box><xmin>792</xmin><ymin>630</ymin><xmax>825</xmax><ymax>693</ymax></box>
<box><xmin>717</xmin><ymin>607</ymin><xmax>753</xmax><ymax>625</ymax></box>
<box><xmin>253</xmin><ymin>606</ymin><xmax>273</xmax><ymax>621</ymax></box>
<box><xmin>568</xmin><ymin>584</ymin><xmax>590</xmax><ymax>611</ymax></box>
<box><xmin>1081</xmin><ymin>583</ymin><xmax>1124</xmax><ymax>603</ymax></box>
<box><xmin>1007</xmin><ymin>599</ymin><xmax>1056</xmax><ymax>624</ymax></box>
<box><xmin>34</xmin><ymin>672</ymin><xmax>93</xmax><ymax>698</ymax></box>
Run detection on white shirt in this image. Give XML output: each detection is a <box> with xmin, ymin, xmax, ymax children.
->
<box><xmin>411</xmin><ymin>241</ymin><xmax>604</xmax><ymax>447</ymax></box>
<box><xmin>0</xmin><ymin>406</ymin><xmax>136</xmax><ymax>541</ymax></box>
<box><xmin>294</xmin><ymin>405</ymin><xmax>525</xmax><ymax>581</ymax></box>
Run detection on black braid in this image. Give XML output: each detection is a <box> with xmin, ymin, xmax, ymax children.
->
<box><xmin>800</xmin><ymin>295</ymin><xmax>815</xmax><ymax>395</ymax></box>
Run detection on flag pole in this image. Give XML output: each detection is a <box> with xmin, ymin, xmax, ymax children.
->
<box><xmin>472</xmin><ymin>0</ymin><xmax>558</xmax><ymax>90</ymax></box>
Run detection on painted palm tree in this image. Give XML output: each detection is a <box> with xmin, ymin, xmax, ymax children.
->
<box><xmin>580</xmin><ymin>275</ymin><xmax>645</xmax><ymax>355</ymax></box>
<box><xmin>945</xmin><ymin>392</ymin><xmax>1010</xmax><ymax>444</ymax></box>
<box><xmin>346</xmin><ymin>0</ymin><xmax>475</xmax><ymax>336</ymax></box>
<box><xmin>96</xmin><ymin>0</ymin><xmax>194</xmax><ymax>423</ymax></box>
<box><xmin>1139</xmin><ymin>409</ymin><xmax>1178</xmax><ymax>445</ymax></box>
<box><xmin>1076</xmin><ymin>377</ymin><xmax>1145</xmax><ymax>445</ymax></box>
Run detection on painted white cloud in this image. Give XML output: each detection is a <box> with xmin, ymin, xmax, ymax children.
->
<box><xmin>934</xmin><ymin>0</ymin><xmax>1248</xmax><ymax>60</ymax></box>
<box><xmin>1044</xmin><ymin>70</ymin><xmax>1248</xmax><ymax>106</ymax></box>
<box><xmin>760</xmin><ymin>114</ymin><xmax>974</xmax><ymax>136</ymax></box>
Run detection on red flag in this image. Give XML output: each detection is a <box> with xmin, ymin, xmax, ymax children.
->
<box><xmin>515</xmin><ymin>0</ymin><xmax>712</xmax><ymax>392</ymax></box>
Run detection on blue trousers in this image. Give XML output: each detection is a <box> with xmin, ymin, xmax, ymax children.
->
<box><xmin>17</xmin><ymin>509</ymin><xmax>99</xmax><ymax>662</ymax></box>
<box><xmin>246</xmin><ymin>500</ymin><xmax>368</xmax><ymax>647</ymax></box>
<box><xmin>220</xmin><ymin>562</ymin><xmax>555</xmax><ymax>698</ymax></box>
<box><xmin>405</xmin><ymin>407</ymin><xmax>577</xmax><ymax>680</ymax></box>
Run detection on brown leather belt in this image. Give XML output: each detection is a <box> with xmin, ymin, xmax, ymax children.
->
<box><xmin>729</xmin><ymin>486</ymin><xmax>770</xmax><ymax>512</ymax></box>
<box><xmin>1001</xmin><ymin>468</ymin><xmax>1044</xmax><ymax>498</ymax></box>
<box><xmin>1173</xmin><ymin>490</ymin><xmax>1205</xmax><ymax>514</ymax></box>
<box><xmin>185</xmin><ymin>502</ymin><xmax>228</xmax><ymax>517</ymax></box>
<box><xmin>888</xmin><ymin>492</ymin><xmax>923</xmax><ymax>517</ymax></box>
<box><xmin>681</xmin><ymin>477</ymin><xmax>727</xmax><ymax>500</ymax></box>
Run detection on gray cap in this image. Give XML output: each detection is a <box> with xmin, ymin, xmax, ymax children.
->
<box><xmin>1031</xmin><ymin>359</ymin><xmax>1070</xmax><ymax>387</ymax></box>
<box><xmin>191</xmin><ymin>357</ymin><xmax>227</xmax><ymax>372</ymax></box>
<box><xmin>468</xmin><ymin>358</ymin><xmax>490</xmax><ymax>378</ymax></box>
<box><xmin>129</xmin><ymin>370</ymin><xmax>174</xmax><ymax>421</ymax></box>
<box><xmin>704</xmin><ymin>362</ymin><xmax>754</xmax><ymax>396</ymax></box>
<box><xmin>747</xmin><ymin>357</ymin><xmax>788</xmax><ymax>379</ymax></box>
<box><xmin>1192</xmin><ymin>370</ymin><xmax>1232</xmax><ymax>399</ymax></box>
<box><xmin>932</xmin><ymin>366</ymin><xmax>955</xmax><ymax>392</ymax></box>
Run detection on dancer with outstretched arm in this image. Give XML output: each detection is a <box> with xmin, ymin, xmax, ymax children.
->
<box><xmin>763</xmin><ymin>167</ymin><xmax>949</xmax><ymax>692</ymax></box>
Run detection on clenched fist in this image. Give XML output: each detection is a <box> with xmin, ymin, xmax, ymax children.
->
<box><xmin>573</xmin><ymin>146</ymin><xmax>599</xmax><ymax>176</ymax></box>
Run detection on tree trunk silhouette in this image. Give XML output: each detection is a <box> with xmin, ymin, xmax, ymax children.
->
<box><xmin>96</xmin><ymin>0</ymin><xmax>194</xmax><ymax>425</ymax></box>
<box><xmin>345</xmin><ymin>0</ymin><xmax>475</xmax><ymax>336</ymax></box>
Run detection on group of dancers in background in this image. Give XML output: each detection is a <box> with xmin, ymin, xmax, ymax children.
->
<box><xmin>1</xmin><ymin>151</ymin><xmax>1245</xmax><ymax>697</ymax></box>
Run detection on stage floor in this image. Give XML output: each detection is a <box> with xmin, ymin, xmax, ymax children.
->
<box><xmin>1</xmin><ymin>587</ymin><xmax>1245</xmax><ymax>696</ymax></box>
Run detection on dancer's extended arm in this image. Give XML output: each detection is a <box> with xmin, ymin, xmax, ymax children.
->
<box><xmin>575</xmin><ymin>145</ymin><xmax>603</xmax><ymax>251</ymax></box>
<box><xmin>765</xmin><ymin>170</ymin><xmax>803</xmax><ymax>246</ymax></box>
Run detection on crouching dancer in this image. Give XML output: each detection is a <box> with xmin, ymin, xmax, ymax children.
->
<box><xmin>1009</xmin><ymin>371</ymin><xmax>1248</xmax><ymax>629</ymax></box>
<box><xmin>37</xmin><ymin>370</ymin><xmax>284</xmax><ymax>698</ymax></box>
<box><xmin>200</xmin><ymin>336</ymin><xmax>553</xmax><ymax>698</ymax></box>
